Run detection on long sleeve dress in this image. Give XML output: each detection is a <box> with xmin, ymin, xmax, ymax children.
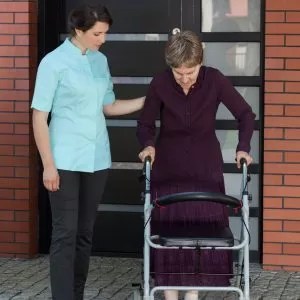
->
<box><xmin>137</xmin><ymin>66</ymin><xmax>255</xmax><ymax>286</ymax></box>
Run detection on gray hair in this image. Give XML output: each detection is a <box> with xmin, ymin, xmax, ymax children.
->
<box><xmin>165</xmin><ymin>30</ymin><xmax>203</xmax><ymax>68</ymax></box>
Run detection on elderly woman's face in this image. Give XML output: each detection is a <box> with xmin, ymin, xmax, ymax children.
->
<box><xmin>172</xmin><ymin>64</ymin><xmax>201</xmax><ymax>91</ymax></box>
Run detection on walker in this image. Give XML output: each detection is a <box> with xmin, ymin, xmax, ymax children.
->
<box><xmin>133</xmin><ymin>156</ymin><xmax>251</xmax><ymax>300</ymax></box>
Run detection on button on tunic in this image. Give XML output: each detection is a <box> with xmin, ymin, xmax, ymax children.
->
<box><xmin>31</xmin><ymin>39</ymin><xmax>115</xmax><ymax>172</ymax></box>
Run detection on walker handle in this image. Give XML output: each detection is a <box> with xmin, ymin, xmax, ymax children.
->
<box><xmin>240</xmin><ymin>157</ymin><xmax>247</xmax><ymax>167</ymax></box>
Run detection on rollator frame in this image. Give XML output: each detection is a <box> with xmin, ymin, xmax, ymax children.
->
<box><xmin>133</xmin><ymin>156</ymin><xmax>250</xmax><ymax>300</ymax></box>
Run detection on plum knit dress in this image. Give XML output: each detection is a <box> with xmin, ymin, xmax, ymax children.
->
<box><xmin>137</xmin><ymin>66</ymin><xmax>255</xmax><ymax>286</ymax></box>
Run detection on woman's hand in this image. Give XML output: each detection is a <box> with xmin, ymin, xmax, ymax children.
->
<box><xmin>138</xmin><ymin>146</ymin><xmax>155</xmax><ymax>165</ymax></box>
<box><xmin>43</xmin><ymin>165</ymin><xmax>60</xmax><ymax>192</ymax></box>
<box><xmin>236</xmin><ymin>151</ymin><xmax>253</xmax><ymax>169</ymax></box>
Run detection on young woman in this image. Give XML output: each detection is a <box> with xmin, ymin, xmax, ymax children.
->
<box><xmin>32</xmin><ymin>4</ymin><xmax>144</xmax><ymax>300</ymax></box>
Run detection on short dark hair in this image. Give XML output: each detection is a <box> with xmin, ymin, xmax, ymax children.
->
<box><xmin>68</xmin><ymin>4</ymin><xmax>113</xmax><ymax>36</ymax></box>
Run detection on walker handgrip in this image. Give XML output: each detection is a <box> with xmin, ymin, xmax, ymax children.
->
<box><xmin>240</xmin><ymin>157</ymin><xmax>247</xmax><ymax>166</ymax></box>
<box><xmin>144</xmin><ymin>155</ymin><xmax>152</xmax><ymax>165</ymax></box>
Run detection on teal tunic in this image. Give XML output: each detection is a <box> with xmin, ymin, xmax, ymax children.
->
<box><xmin>31</xmin><ymin>38</ymin><xmax>115</xmax><ymax>172</ymax></box>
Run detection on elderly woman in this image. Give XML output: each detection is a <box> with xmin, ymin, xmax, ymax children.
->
<box><xmin>137</xmin><ymin>31</ymin><xmax>255</xmax><ymax>300</ymax></box>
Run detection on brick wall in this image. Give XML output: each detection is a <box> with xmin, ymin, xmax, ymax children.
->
<box><xmin>0</xmin><ymin>0</ymin><xmax>38</xmax><ymax>257</ymax></box>
<box><xmin>264</xmin><ymin>0</ymin><xmax>300</xmax><ymax>271</ymax></box>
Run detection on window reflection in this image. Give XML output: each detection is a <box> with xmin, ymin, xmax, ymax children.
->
<box><xmin>203</xmin><ymin>42</ymin><xmax>260</xmax><ymax>76</ymax></box>
<box><xmin>202</xmin><ymin>0</ymin><xmax>261</xmax><ymax>32</ymax></box>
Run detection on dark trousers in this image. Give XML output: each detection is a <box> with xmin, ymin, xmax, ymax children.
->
<box><xmin>49</xmin><ymin>169</ymin><xmax>108</xmax><ymax>300</ymax></box>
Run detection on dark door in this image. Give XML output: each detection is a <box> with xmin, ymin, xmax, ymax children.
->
<box><xmin>38</xmin><ymin>0</ymin><xmax>263</xmax><ymax>260</ymax></box>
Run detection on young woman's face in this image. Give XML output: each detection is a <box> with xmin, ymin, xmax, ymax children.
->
<box><xmin>76</xmin><ymin>21</ymin><xmax>109</xmax><ymax>51</ymax></box>
<box><xmin>172</xmin><ymin>64</ymin><xmax>201</xmax><ymax>91</ymax></box>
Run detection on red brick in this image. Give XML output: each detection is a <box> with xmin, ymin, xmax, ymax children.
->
<box><xmin>0</xmin><ymin>57</ymin><xmax>13</xmax><ymax>67</ymax></box>
<box><xmin>286</xmin><ymin>59</ymin><xmax>300</xmax><ymax>70</ymax></box>
<box><xmin>0</xmin><ymin>167</ymin><xmax>14</xmax><ymax>177</ymax></box>
<box><xmin>265</xmin><ymin>140</ymin><xmax>300</xmax><ymax>151</ymax></box>
<box><xmin>265</xmin><ymin>117</ymin><xmax>300</xmax><ymax>128</ymax></box>
<box><xmin>0</xmin><ymin>79</ymin><xmax>14</xmax><ymax>89</ymax></box>
<box><xmin>264</xmin><ymin>175</ymin><xmax>283</xmax><ymax>186</ymax></box>
<box><xmin>15</xmin><ymin>80</ymin><xmax>29</xmax><ymax>90</ymax></box>
<box><xmin>0</xmin><ymin>145</ymin><xmax>13</xmax><ymax>155</ymax></box>
<box><xmin>264</xmin><ymin>128</ymin><xmax>283</xmax><ymax>139</ymax></box>
<box><xmin>265</xmin><ymin>58</ymin><xmax>284</xmax><ymax>69</ymax></box>
<box><xmin>14</xmin><ymin>35</ymin><xmax>29</xmax><ymax>46</ymax></box>
<box><xmin>265</xmin><ymin>35</ymin><xmax>285</xmax><ymax>46</ymax></box>
<box><xmin>0</xmin><ymin>46</ymin><xmax>29</xmax><ymax>57</ymax></box>
<box><xmin>263</xmin><ymin>254</ymin><xmax>300</xmax><ymax>266</ymax></box>
<box><xmin>0</xmin><ymin>178</ymin><xmax>29</xmax><ymax>189</ymax></box>
<box><xmin>265</xmin><ymin>82</ymin><xmax>284</xmax><ymax>93</ymax></box>
<box><xmin>0</xmin><ymin>35</ymin><xmax>13</xmax><ymax>45</ymax></box>
<box><xmin>265</xmin><ymin>93</ymin><xmax>300</xmax><ymax>105</ymax></box>
<box><xmin>284</xmin><ymin>175</ymin><xmax>300</xmax><ymax>186</ymax></box>
<box><xmin>0</xmin><ymin>102</ymin><xmax>13</xmax><ymax>112</ymax></box>
<box><xmin>286</xmin><ymin>12</ymin><xmax>300</xmax><ymax>23</ymax></box>
<box><xmin>285</xmin><ymin>106</ymin><xmax>300</xmax><ymax>116</ymax></box>
<box><xmin>14</xmin><ymin>146</ymin><xmax>29</xmax><ymax>156</ymax></box>
<box><xmin>0</xmin><ymin>135</ymin><xmax>29</xmax><ymax>145</ymax></box>
<box><xmin>15</xmin><ymin>189</ymin><xmax>29</xmax><ymax>200</ymax></box>
<box><xmin>15</xmin><ymin>167</ymin><xmax>29</xmax><ymax>178</ymax></box>
<box><xmin>0</xmin><ymin>124</ymin><xmax>14</xmax><ymax>134</ymax></box>
<box><xmin>265</xmin><ymin>12</ymin><xmax>285</xmax><ymax>23</ymax></box>
<box><xmin>0</xmin><ymin>210</ymin><xmax>14</xmax><ymax>221</ymax></box>
<box><xmin>263</xmin><ymin>265</ymin><xmax>283</xmax><ymax>271</ymax></box>
<box><xmin>283</xmin><ymin>221</ymin><xmax>300</xmax><ymax>232</ymax></box>
<box><xmin>0</xmin><ymin>24</ymin><xmax>29</xmax><ymax>35</ymax></box>
<box><xmin>285</xmin><ymin>152</ymin><xmax>300</xmax><ymax>162</ymax></box>
<box><xmin>264</xmin><ymin>151</ymin><xmax>283</xmax><ymax>162</ymax></box>
<box><xmin>0</xmin><ymin>221</ymin><xmax>29</xmax><ymax>232</ymax></box>
<box><xmin>265</xmin><ymin>70</ymin><xmax>300</xmax><ymax>81</ymax></box>
<box><xmin>284</xmin><ymin>198</ymin><xmax>300</xmax><ymax>209</ymax></box>
<box><xmin>0</xmin><ymin>156</ymin><xmax>29</xmax><ymax>167</ymax></box>
<box><xmin>264</xmin><ymin>209</ymin><xmax>300</xmax><ymax>221</ymax></box>
<box><xmin>283</xmin><ymin>244</ymin><xmax>300</xmax><ymax>255</ymax></box>
<box><xmin>266</xmin><ymin>47</ymin><xmax>300</xmax><ymax>58</ymax></box>
<box><xmin>285</xmin><ymin>129</ymin><xmax>300</xmax><ymax>139</ymax></box>
<box><xmin>286</xmin><ymin>82</ymin><xmax>300</xmax><ymax>93</ymax></box>
<box><xmin>0</xmin><ymin>200</ymin><xmax>29</xmax><ymax>210</ymax></box>
<box><xmin>0</xmin><ymin>69</ymin><xmax>28</xmax><ymax>79</ymax></box>
<box><xmin>286</xmin><ymin>35</ymin><xmax>300</xmax><ymax>47</ymax></box>
<box><xmin>15</xmin><ymin>211</ymin><xmax>29</xmax><ymax>222</ymax></box>
<box><xmin>0</xmin><ymin>189</ymin><xmax>14</xmax><ymax>199</ymax></box>
<box><xmin>265</xmin><ymin>104</ymin><xmax>284</xmax><ymax>116</ymax></box>
<box><xmin>15</xmin><ymin>124</ymin><xmax>29</xmax><ymax>134</ymax></box>
<box><xmin>14</xmin><ymin>58</ymin><xmax>29</xmax><ymax>68</ymax></box>
<box><xmin>0</xmin><ymin>243</ymin><xmax>29</xmax><ymax>254</ymax></box>
<box><xmin>0</xmin><ymin>13</ymin><xmax>14</xmax><ymax>23</ymax></box>
<box><xmin>264</xmin><ymin>186</ymin><xmax>300</xmax><ymax>198</ymax></box>
<box><xmin>0</xmin><ymin>3</ymin><xmax>29</xmax><ymax>12</ymax></box>
<box><xmin>266</xmin><ymin>0</ymin><xmax>300</xmax><ymax>10</ymax></box>
<box><xmin>15</xmin><ymin>233</ymin><xmax>29</xmax><ymax>243</ymax></box>
<box><xmin>0</xmin><ymin>113</ymin><xmax>29</xmax><ymax>123</ymax></box>
<box><xmin>15</xmin><ymin>102</ymin><xmax>29</xmax><ymax>113</ymax></box>
<box><xmin>14</xmin><ymin>13</ymin><xmax>29</xmax><ymax>24</ymax></box>
<box><xmin>0</xmin><ymin>232</ymin><xmax>14</xmax><ymax>243</ymax></box>
<box><xmin>264</xmin><ymin>220</ymin><xmax>283</xmax><ymax>231</ymax></box>
<box><xmin>263</xmin><ymin>243</ymin><xmax>282</xmax><ymax>254</ymax></box>
<box><xmin>282</xmin><ymin>266</ymin><xmax>300</xmax><ymax>271</ymax></box>
<box><xmin>266</xmin><ymin>23</ymin><xmax>300</xmax><ymax>35</ymax></box>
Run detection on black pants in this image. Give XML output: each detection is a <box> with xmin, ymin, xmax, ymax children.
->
<box><xmin>49</xmin><ymin>169</ymin><xmax>108</xmax><ymax>300</ymax></box>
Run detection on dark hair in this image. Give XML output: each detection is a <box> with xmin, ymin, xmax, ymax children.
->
<box><xmin>165</xmin><ymin>30</ymin><xmax>203</xmax><ymax>68</ymax></box>
<box><xmin>68</xmin><ymin>4</ymin><xmax>113</xmax><ymax>36</ymax></box>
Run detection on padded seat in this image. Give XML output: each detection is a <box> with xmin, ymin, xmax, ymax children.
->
<box><xmin>152</xmin><ymin>225</ymin><xmax>234</xmax><ymax>247</ymax></box>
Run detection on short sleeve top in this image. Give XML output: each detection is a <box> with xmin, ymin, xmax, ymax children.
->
<box><xmin>31</xmin><ymin>38</ymin><xmax>115</xmax><ymax>172</ymax></box>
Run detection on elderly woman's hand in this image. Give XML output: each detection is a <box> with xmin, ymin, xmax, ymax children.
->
<box><xmin>138</xmin><ymin>146</ymin><xmax>155</xmax><ymax>165</ymax></box>
<box><xmin>236</xmin><ymin>151</ymin><xmax>253</xmax><ymax>169</ymax></box>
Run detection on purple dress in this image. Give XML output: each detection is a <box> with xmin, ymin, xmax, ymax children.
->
<box><xmin>137</xmin><ymin>66</ymin><xmax>255</xmax><ymax>286</ymax></box>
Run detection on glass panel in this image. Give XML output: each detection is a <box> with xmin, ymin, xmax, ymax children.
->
<box><xmin>217</xmin><ymin>130</ymin><xmax>259</xmax><ymax>163</ymax></box>
<box><xmin>230</xmin><ymin>217</ymin><xmax>258</xmax><ymax>250</ymax></box>
<box><xmin>224</xmin><ymin>173</ymin><xmax>259</xmax><ymax>207</ymax></box>
<box><xmin>202</xmin><ymin>0</ymin><xmax>261</xmax><ymax>32</ymax></box>
<box><xmin>203</xmin><ymin>42</ymin><xmax>260</xmax><ymax>76</ymax></box>
<box><xmin>217</xmin><ymin>87</ymin><xmax>259</xmax><ymax>120</ymax></box>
